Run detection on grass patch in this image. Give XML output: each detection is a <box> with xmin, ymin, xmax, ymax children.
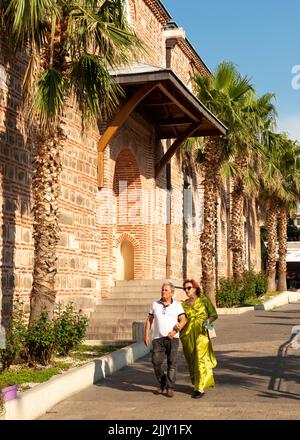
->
<box><xmin>51</xmin><ymin>360</ymin><xmax>72</xmax><ymax>370</ymax></box>
<box><xmin>242</xmin><ymin>296</ymin><xmax>261</xmax><ymax>306</ymax></box>
<box><xmin>69</xmin><ymin>344</ymin><xmax>126</xmax><ymax>361</ymax></box>
<box><xmin>242</xmin><ymin>291</ymin><xmax>281</xmax><ymax>306</ymax></box>
<box><xmin>0</xmin><ymin>344</ymin><xmax>127</xmax><ymax>390</ymax></box>
<box><xmin>0</xmin><ymin>367</ymin><xmax>60</xmax><ymax>389</ymax></box>
<box><xmin>259</xmin><ymin>291</ymin><xmax>278</xmax><ymax>300</ymax></box>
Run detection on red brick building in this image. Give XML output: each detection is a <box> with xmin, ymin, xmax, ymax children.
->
<box><xmin>0</xmin><ymin>1</ymin><xmax>262</xmax><ymax>337</ymax></box>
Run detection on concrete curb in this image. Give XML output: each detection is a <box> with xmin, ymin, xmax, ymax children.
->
<box><xmin>254</xmin><ymin>290</ymin><xmax>300</xmax><ymax>311</ymax></box>
<box><xmin>217</xmin><ymin>306</ymin><xmax>254</xmax><ymax>315</ymax></box>
<box><xmin>2</xmin><ymin>341</ymin><xmax>150</xmax><ymax>420</ymax></box>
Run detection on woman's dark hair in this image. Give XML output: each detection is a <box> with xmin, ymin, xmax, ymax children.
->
<box><xmin>183</xmin><ymin>279</ymin><xmax>201</xmax><ymax>297</ymax></box>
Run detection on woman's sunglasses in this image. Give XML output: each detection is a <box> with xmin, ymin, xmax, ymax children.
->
<box><xmin>184</xmin><ymin>286</ymin><xmax>193</xmax><ymax>291</ymax></box>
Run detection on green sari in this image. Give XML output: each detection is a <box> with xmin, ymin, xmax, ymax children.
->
<box><xmin>180</xmin><ymin>296</ymin><xmax>218</xmax><ymax>392</ymax></box>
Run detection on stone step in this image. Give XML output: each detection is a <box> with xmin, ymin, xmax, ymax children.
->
<box><xmin>87</xmin><ymin>330</ymin><xmax>133</xmax><ymax>338</ymax></box>
<box><xmin>108</xmin><ymin>295</ymin><xmax>156</xmax><ymax>301</ymax></box>
<box><xmin>93</xmin><ymin>303</ymin><xmax>150</xmax><ymax>313</ymax></box>
<box><xmin>89</xmin><ymin>316</ymin><xmax>146</xmax><ymax>328</ymax></box>
<box><xmin>108</xmin><ymin>292</ymin><xmax>185</xmax><ymax>302</ymax></box>
<box><xmin>86</xmin><ymin>334</ymin><xmax>133</xmax><ymax>341</ymax></box>
<box><xmin>86</xmin><ymin>327</ymin><xmax>132</xmax><ymax>340</ymax></box>
<box><xmin>115</xmin><ymin>279</ymin><xmax>181</xmax><ymax>287</ymax></box>
<box><xmin>96</xmin><ymin>298</ymin><xmax>157</xmax><ymax>305</ymax></box>
<box><xmin>88</xmin><ymin>317</ymin><xmax>138</xmax><ymax>325</ymax></box>
<box><xmin>87</xmin><ymin>330</ymin><xmax>133</xmax><ymax>335</ymax></box>
<box><xmin>84</xmin><ymin>339</ymin><xmax>133</xmax><ymax>346</ymax></box>
<box><xmin>87</xmin><ymin>279</ymin><xmax>182</xmax><ymax>342</ymax></box>
<box><xmin>86</xmin><ymin>328</ymin><xmax>133</xmax><ymax>336</ymax></box>
<box><xmin>90</xmin><ymin>311</ymin><xmax>148</xmax><ymax>320</ymax></box>
<box><xmin>110</xmin><ymin>286</ymin><xmax>163</xmax><ymax>295</ymax></box>
<box><xmin>109</xmin><ymin>291</ymin><xmax>184</xmax><ymax>299</ymax></box>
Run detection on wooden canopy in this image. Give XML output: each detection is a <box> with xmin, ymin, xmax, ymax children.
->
<box><xmin>98</xmin><ymin>64</ymin><xmax>227</xmax><ymax>188</ymax></box>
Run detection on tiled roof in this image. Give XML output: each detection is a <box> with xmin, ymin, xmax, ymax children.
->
<box><xmin>109</xmin><ymin>62</ymin><xmax>166</xmax><ymax>76</ymax></box>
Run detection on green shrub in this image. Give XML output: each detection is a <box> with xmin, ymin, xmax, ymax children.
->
<box><xmin>25</xmin><ymin>312</ymin><xmax>56</xmax><ymax>366</ymax></box>
<box><xmin>216</xmin><ymin>278</ymin><xmax>241</xmax><ymax>307</ymax></box>
<box><xmin>216</xmin><ymin>271</ymin><xmax>269</xmax><ymax>307</ymax></box>
<box><xmin>54</xmin><ymin>303</ymin><xmax>89</xmax><ymax>357</ymax></box>
<box><xmin>239</xmin><ymin>271</ymin><xmax>257</xmax><ymax>303</ymax></box>
<box><xmin>255</xmin><ymin>272</ymin><xmax>268</xmax><ymax>296</ymax></box>
<box><xmin>0</xmin><ymin>298</ymin><xmax>27</xmax><ymax>372</ymax></box>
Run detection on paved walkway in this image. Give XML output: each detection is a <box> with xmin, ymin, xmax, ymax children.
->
<box><xmin>40</xmin><ymin>302</ymin><xmax>300</xmax><ymax>420</ymax></box>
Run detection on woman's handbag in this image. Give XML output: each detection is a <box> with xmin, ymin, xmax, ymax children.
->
<box><xmin>208</xmin><ymin>327</ymin><xmax>216</xmax><ymax>339</ymax></box>
<box><xmin>204</xmin><ymin>322</ymin><xmax>216</xmax><ymax>339</ymax></box>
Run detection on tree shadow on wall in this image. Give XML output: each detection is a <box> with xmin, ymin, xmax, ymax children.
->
<box><xmin>0</xmin><ymin>44</ymin><xmax>31</xmax><ymax>326</ymax></box>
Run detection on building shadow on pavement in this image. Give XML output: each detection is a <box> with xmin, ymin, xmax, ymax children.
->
<box><xmin>92</xmin><ymin>340</ymin><xmax>299</xmax><ymax>402</ymax></box>
<box><xmin>215</xmin><ymin>340</ymin><xmax>300</xmax><ymax>401</ymax></box>
<box><xmin>268</xmin><ymin>306</ymin><xmax>300</xmax><ymax>311</ymax></box>
<box><xmin>256</xmin><ymin>322</ymin><xmax>300</xmax><ymax>327</ymax></box>
<box><xmin>93</xmin><ymin>354</ymin><xmax>193</xmax><ymax>397</ymax></box>
<box><xmin>257</xmin><ymin>314</ymin><xmax>300</xmax><ymax>320</ymax></box>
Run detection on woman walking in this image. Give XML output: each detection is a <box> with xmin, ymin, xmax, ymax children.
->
<box><xmin>177</xmin><ymin>279</ymin><xmax>218</xmax><ymax>398</ymax></box>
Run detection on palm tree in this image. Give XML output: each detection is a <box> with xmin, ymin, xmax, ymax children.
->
<box><xmin>229</xmin><ymin>92</ymin><xmax>277</xmax><ymax>281</ymax></box>
<box><xmin>277</xmin><ymin>205</ymin><xmax>288</xmax><ymax>291</ymax></box>
<box><xmin>276</xmin><ymin>136</ymin><xmax>300</xmax><ymax>291</ymax></box>
<box><xmin>258</xmin><ymin>131</ymin><xmax>282</xmax><ymax>291</ymax></box>
<box><xmin>0</xmin><ymin>0</ymin><xmax>142</xmax><ymax>322</ymax></box>
<box><xmin>193</xmin><ymin>62</ymin><xmax>253</xmax><ymax>303</ymax></box>
<box><xmin>258</xmin><ymin>132</ymin><xmax>300</xmax><ymax>291</ymax></box>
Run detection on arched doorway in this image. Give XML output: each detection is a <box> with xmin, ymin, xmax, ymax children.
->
<box><xmin>116</xmin><ymin>240</ymin><xmax>134</xmax><ymax>281</ymax></box>
<box><xmin>113</xmin><ymin>149</ymin><xmax>143</xmax><ymax>280</ymax></box>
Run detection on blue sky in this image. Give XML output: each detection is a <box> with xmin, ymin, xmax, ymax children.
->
<box><xmin>162</xmin><ymin>0</ymin><xmax>300</xmax><ymax>140</ymax></box>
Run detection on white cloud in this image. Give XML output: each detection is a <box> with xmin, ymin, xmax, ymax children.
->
<box><xmin>277</xmin><ymin>115</ymin><xmax>300</xmax><ymax>142</ymax></box>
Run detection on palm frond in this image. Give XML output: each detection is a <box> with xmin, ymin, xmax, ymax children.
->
<box><xmin>183</xmin><ymin>136</ymin><xmax>204</xmax><ymax>152</ymax></box>
<box><xmin>221</xmin><ymin>161</ymin><xmax>239</xmax><ymax>179</ymax></box>
<box><xmin>243</xmin><ymin>166</ymin><xmax>259</xmax><ymax>194</ymax></box>
<box><xmin>70</xmin><ymin>52</ymin><xmax>123</xmax><ymax>122</ymax></box>
<box><xmin>34</xmin><ymin>67</ymin><xmax>67</xmax><ymax>128</ymax></box>
<box><xmin>67</xmin><ymin>1</ymin><xmax>143</xmax><ymax>67</ymax></box>
<box><xmin>4</xmin><ymin>0</ymin><xmax>57</xmax><ymax>50</ymax></box>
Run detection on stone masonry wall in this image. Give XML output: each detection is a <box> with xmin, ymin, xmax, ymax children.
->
<box><xmin>0</xmin><ymin>1</ymin><xmax>263</xmax><ymax>317</ymax></box>
<box><xmin>0</xmin><ymin>45</ymin><xmax>34</xmax><ymax>316</ymax></box>
<box><xmin>54</xmin><ymin>105</ymin><xmax>101</xmax><ymax>311</ymax></box>
<box><xmin>170</xmin><ymin>44</ymin><xmax>194</xmax><ymax>90</ymax></box>
<box><xmin>129</xmin><ymin>0</ymin><xmax>167</xmax><ymax>67</ymax></box>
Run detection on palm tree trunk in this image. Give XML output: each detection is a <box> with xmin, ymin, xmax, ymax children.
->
<box><xmin>230</xmin><ymin>156</ymin><xmax>247</xmax><ymax>282</ymax></box>
<box><xmin>200</xmin><ymin>137</ymin><xmax>221</xmax><ymax>307</ymax></box>
<box><xmin>231</xmin><ymin>185</ymin><xmax>244</xmax><ymax>281</ymax></box>
<box><xmin>29</xmin><ymin>129</ymin><xmax>64</xmax><ymax>323</ymax></box>
<box><xmin>277</xmin><ymin>207</ymin><xmax>288</xmax><ymax>291</ymax></box>
<box><xmin>267</xmin><ymin>199</ymin><xmax>278</xmax><ymax>292</ymax></box>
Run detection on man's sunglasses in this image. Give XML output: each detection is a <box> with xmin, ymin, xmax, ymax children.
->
<box><xmin>184</xmin><ymin>286</ymin><xmax>193</xmax><ymax>291</ymax></box>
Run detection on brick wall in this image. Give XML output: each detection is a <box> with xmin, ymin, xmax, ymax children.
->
<box><xmin>129</xmin><ymin>0</ymin><xmax>167</xmax><ymax>67</ymax></box>
<box><xmin>0</xmin><ymin>1</ymin><xmax>263</xmax><ymax>318</ymax></box>
<box><xmin>170</xmin><ymin>44</ymin><xmax>194</xmax><ymax>89</ymax></box>
<box><xmin>53</xmin><ymin>104</ymin><xmax>101</xmax><ymax>311</ymax></box>
<box><xmin>0</xmin><ymin>43</ymin><xmax>34</xmax><ymax>316</ymax></box>
<box><xmin>97</xmin><ymin>112</ymin><xmax>162</xmax><ymax>294</ymax></box>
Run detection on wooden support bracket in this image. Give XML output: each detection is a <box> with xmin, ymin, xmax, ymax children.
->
<box><xmin>97</xmin><ymin>82</ymin><xmax>160</xmax><ymax>188</ymax></box>
<box><xmin>155</xmin><ymin>122</ymin><xmax>202</xmax><ymax>179</ymax></box>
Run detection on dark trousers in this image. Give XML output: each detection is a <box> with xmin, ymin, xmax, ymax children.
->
<box><xmin>152</xmin><ymin>337</ymin><xmax>179</xmax><ymax>389</ymax></box>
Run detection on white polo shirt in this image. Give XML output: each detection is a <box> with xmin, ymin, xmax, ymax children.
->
<box><xmin>149</xmin><ymin>299</ymin><xmax>186</xmax><ymax>339</ymax></box>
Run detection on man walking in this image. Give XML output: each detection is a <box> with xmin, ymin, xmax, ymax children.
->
<box><xmin>144</xmin><ymin>282</ymin><xmax>186</xmax><ymax>397</ymax></box>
